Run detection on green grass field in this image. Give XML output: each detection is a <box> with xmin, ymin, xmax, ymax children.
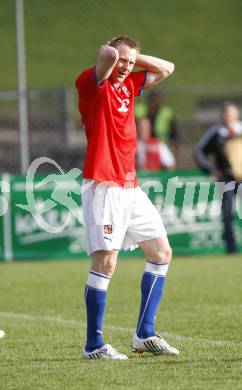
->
<box><xmin>1</xmin><ymin>0</ymin><xmax>242</xmax><ymax>123</ymax></box>
<box><xmin>1</xmin><ymin>0</ymin><xmax>242</xmax><ymax>90</ymax></box>
<box><xmin>0</xmin><ymin>255</ymin><xmax>242</xmax><ymax>389</ymax></box>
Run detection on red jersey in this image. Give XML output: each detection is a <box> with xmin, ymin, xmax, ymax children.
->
<box><xmin>76</xmin><ymin>66</ymin><xmax>146</xmax><ymax>187</ymax></box>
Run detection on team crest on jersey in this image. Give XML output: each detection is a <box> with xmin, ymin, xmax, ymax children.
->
<box><xmin>103</xmin><ymin>225</ymin><xmax>112</xmax><ymax>234</ymax></box>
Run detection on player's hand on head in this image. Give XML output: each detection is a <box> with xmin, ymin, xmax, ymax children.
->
<box><xmin>95</xmin><ymin>43</ymin><xmax>119</xmax><ymax>83</ymax></box>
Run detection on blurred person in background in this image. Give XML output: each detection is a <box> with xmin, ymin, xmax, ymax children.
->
<box><xmin>194</xmin><ymin>102</ymin><xmax>242</xmax><ymax>254</ymax></box>
<box><xmin>135</xmin><ymin>90</ymin><xmax>179</xmax><ymax>155</ymax></box>
<box><xmin>136</xmin><ymin>117</ymin><xmax>176</xmax><ymax>171</ymax></box>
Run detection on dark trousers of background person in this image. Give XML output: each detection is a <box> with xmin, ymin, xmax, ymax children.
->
<box><xmin>221</xmin><ymin>182</ymin><xmax>241</xmax><ymax>254</ymax></box>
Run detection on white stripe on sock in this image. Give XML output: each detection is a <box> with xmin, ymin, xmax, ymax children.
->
<box><xmin>87</xmin><ymin>272</ymin><xmax>110</xmax><ymax>290</ymax></box>
<box><xmin>136</xmin><ymin>275</ymin><xmax>158</xmax><ymax>335</ymax></box>
<box><xmin>145</xmin><ymin>261</ymin><xmax>169</xmax><ymax>276</ymax></box>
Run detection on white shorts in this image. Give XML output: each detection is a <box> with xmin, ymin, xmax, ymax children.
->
<box><xmin>81</xmin><ymin>180</ymin><xmax>167</xmax><ymax>255</ymax></box>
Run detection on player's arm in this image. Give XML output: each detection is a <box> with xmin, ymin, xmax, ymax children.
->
<box><xmin>194</xmin><ymin>127</ymin><xmax>219</xmax><ymax>175</ymax></box>
<box><xmin>95</xmin><ymin>44</ymin><xmax>119</xmax><ymax>83</ymax></box>
<box><xmin>135</xmin><ymin>54</ymin><xmax>175</xmax><ymax>89</ymax></box>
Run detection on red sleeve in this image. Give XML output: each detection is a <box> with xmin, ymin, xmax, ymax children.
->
<box><xmin>128</xmin><ymin>70</ymin><xmax>147</xmax><ymax>97</ymax></box>
<box><xmin>75</xmin><ymin>66</ymin><xmax>106</xmax><ymax>97</ymax></box>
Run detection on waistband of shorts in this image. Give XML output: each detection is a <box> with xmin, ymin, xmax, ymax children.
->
<box><xmin>82</xmin><ymin>179</ymin><xmax>141</xmax><ymax>191</ymax></box>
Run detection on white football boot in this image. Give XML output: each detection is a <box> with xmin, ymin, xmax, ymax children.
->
<box><xmin>83</xmin><ymin>344</ymin><xmax>128</xmax><ymax>360</ymax></box>
<box><xmin>132</xmin><ymin>333</ymin><xmax>179</xmax><ymax>356</ymax></box>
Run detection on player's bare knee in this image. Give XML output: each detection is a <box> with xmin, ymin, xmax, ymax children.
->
<box><xmin>102</xmin><ymin>258</ymin><xmax>117</xmax><ymax>276</ymax></box>
<box><xmin>154</xmin><ymin>246</ymin><xmax>172</xmax><ymax>264</ymax></box>
<box><xmin>164</xmin><ymin>246</ymin><xmax>172</xmax><ymax>263</ymax></box>
<box><xmin>102</xmin><ymin>252</ymin><xmax>117</xmax><ymax>275</ymax></box>
<box><xmin>91</xmin><ymin>250</ymin><xmax>117</xmax><ymax>276</ymax></box>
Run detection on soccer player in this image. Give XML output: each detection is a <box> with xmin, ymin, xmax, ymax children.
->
<box><xmin>76</xmin><ymin>36</ymin><xmax>179</xmax><ymax>360</ymax></box>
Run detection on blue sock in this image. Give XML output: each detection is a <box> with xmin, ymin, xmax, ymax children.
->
<box><xmin>136</xmin><ymin>261</ymin><xmax>169</xmax><ymax>339</ymax></box>
<box><xmin>84</xmin><ymin>271</ymin><xmax>110</xmax><ymax>352</ymax></box>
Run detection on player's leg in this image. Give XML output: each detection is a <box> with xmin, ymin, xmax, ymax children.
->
<box><xmin>132</xmin><ymin>235</ymin><xmax>178</xmax><ymax>355</ymax></box>
<box><xmin>221</xmin><ymin>187</ymin><xmax>237</xmax><ymax>253</ymax></box>
<box><xmin>82</xmin><ymin>181</ymin><xmax>129</xmax><ymax>359</ymax></box>
<box><xmin>90</xmin><ymin>249</ymin><xmax>118</xmax><ymax>276</ymax></box>
<box><xmin>84</xmin><ymin>249</ymin><xmax>128</xmax><ymax>360</ymax></box>
<box><xmin>136</xmin><ymin>235</ymin><xmax>171</xmax><ymax>339</ymax></box>
<box><xmin>124</xmin><ymin>187</ymin><xmax>178</xmax><ymax>355</ymax></box>
<box><xmin>84</xmin><ymin>250</ymin><xmax>117</xmax><ymax>352</ymax></box>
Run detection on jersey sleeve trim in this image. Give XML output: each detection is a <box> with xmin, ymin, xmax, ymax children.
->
<box><xmin>138</xmin><ymin>71</ymin><xmax>148</xmax><ymax>96</ymax></box>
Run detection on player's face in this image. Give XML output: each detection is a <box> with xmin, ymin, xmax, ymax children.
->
<box><xmin>110</xmin><ymin>44</ymin><xmax>137</xmax><ymax>83</ymax></box>
<box><xmin>222</xmin><ymin>106</ymin><xmax>240</xmax><ymax>127</ymax></box>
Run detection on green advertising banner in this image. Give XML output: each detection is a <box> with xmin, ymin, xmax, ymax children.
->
<box><xmin>139</xmin><ymin>170</ymin><xmax>242</xmax><ymax>255</ymax></box>
<box><xmin>8</xmin><ymin>173</ymin><xmax>85</xmax><ymax>260</ymax></box>
<box><xmin>1</xmin><ymin>170</ymin><xmax>242</xmax><ymax>261</ymax></box>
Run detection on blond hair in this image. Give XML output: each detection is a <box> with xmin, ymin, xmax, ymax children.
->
<box><xmin>109</xmin><ymin>36</ymin><xmax>140</xmax><ymax>52</ymax></box>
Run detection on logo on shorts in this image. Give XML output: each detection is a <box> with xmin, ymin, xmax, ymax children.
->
<box><xmin>103</xmin><ymin>225</ymin><xmax>112</xmax><ymax>234</ymax></box>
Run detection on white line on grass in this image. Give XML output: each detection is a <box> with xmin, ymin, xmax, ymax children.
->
<box><xmin>0</xmin><ymin>311</ymin><xmax>241</xmax><ymax>348</ymax></box>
